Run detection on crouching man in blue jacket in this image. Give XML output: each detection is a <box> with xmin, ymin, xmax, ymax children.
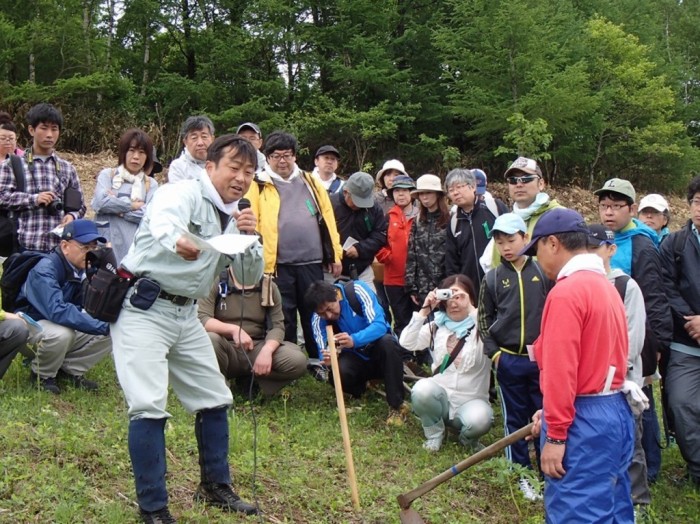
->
<box><xmin>16</xmin><ymin>219</ymin><xmax>111</xmax><ymax>394</ymax></box>
<box><xmin>306</xmin><ymin>279</ymin><xmax>407</xmax><ymax>426</ymax></box>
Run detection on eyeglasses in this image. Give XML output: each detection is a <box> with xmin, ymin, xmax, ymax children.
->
<box><xmin>599</xmin><ymin>203</ymin><xmax>630</xmax><ymax>212</ymax></box>
<box><xmin>447</xmin><ymin>183</ymin><xmax>471</xmax><ymax>194</ymax></box>
<box><xmin>0</xmin><ymin>136</ymin><xmax>16</xmax><ymax>143</ymax></box>
<box><xmin>185</xmin><ymin>132</ymin><xmax>212</xmax><ymax>142</ymax></box>
<box><xmin>690</xmin><ymin>198</ymin><xmax>700</xmax><ymax>207</ymax></box>
<box><xmin>507</xmin><ymin>175</ymin><xmax>539</xmax><ymax>185</ymax></box>
<box><xmin>446</xmin><ymin>292</ymin><xmax>469</xmax><ymax>301</ymax></box>
<box><xmin>70</xmin><ymin>241</ymin><xmax>99</xmax><ymax>253</ymax></box>
<box><xmin>268</xmin><ymin>153</ymin><xmax>295</xmax><ymax>161</ymax></box>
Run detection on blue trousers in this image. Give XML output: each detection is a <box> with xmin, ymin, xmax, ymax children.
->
<box><xmin>542</xmin><ymin>393</ymin><xmax>634</xmax><ymax>524</ymax></box>
<box><xmin>496</xmin><ymin>353</ymin><xmax>542</xmax><ymax>469</ymax></box>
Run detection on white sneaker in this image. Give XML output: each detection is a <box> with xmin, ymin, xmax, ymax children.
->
<box><xmin>518</xmin><ymin>478</ymin><xmax>543</xmax><ymax>501</ymax></box>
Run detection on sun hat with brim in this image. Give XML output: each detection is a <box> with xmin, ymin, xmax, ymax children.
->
<box><xmin>61</xmin><ymin>219</ymin><xmax>107</xmax><ymax>244</ymax></box>
<box><xmin>639</xmin><ymin>194</ymin><xmax>669</xmax><ymax>213</ymax></box>
<box><xmin>492</xmin><ymin>213</ymin><xmax>527</xmax><ymax>235</ymax></box>
<box><xmin>376</xmin><ymin>159</ymin><xmax>408</xmax><ymax>187</ymax></box>
<box><xmin>504</xmin><ymin>157</ymin><xmax>543</xmax><ymax>178</ymax></box>
<box><xmin>410</xmin><ymin>174</ymin><xmax>444</xmax><ymax>196</ymax></box>
<box><xmin>345</xmin><ymin>172</ymin><xmax>375</xmax><ymax>208</ymax></box>
<box><xmin>587</xmin><ymin>224</ymin><xmax>616</xmax><ymax>247</ymax></box>
<box><xmin>519</xmin><ymin>208</ymin><xmax>589</xmax><ymax>257</ymax></box>
<box><xmin>387</xmin><ymin>175</ymin><xmax>416</xmax><ymax>198</ymax></box>
<box><xmin>593</xmin><ymin>178</ymin><xmax>636</xmax><ymax>202</ymax></box>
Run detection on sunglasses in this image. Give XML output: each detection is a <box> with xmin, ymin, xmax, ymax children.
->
<box><xmin>507</xmin><ymin>175</ymin><xmax>539</xmax><ymax>185</ymax></box>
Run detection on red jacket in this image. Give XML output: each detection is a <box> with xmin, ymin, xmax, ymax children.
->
<box><xmin>376</xmin><ymin>205</ymin><xmax>415</xmax><ymax>286</ymax></box>
<box><xmin>534</xmin><ymin>255</ymin><xmax>629</xmax><ymax>441</ymax></box>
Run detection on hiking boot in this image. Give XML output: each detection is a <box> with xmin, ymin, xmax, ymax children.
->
<box><xmin>29</xmin><ymin>372</ymin><xmax>60</xmax><ymax>394</ymax></box>
<box><xmin>194</xmin><ymin>482</ymin><xmax>259</xmax><ymax>515</ymax></box>
<box><xmin>386</xmin><ymin>403</ymin><xmax>410</xmax><ymax>427</ymax></box>
<box><xmin>518</xmin><ymin>477</ymin><xmax>543</xmax><ymax>501</ymax></box>
<box><xmin>58</xmin><ymin>370</ymin><xmax>98</xmax><ymax>391</ymax></box>
<box><xmin>140</xmin><ymin>507</ymin><xmax>176</xmax><ymax>524</ymax></box>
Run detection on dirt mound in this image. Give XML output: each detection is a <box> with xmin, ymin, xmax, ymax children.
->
<box><xmin>64</xmin><ymin>151</ymin><xmax>688</xmax><ymax>229</ymax></box>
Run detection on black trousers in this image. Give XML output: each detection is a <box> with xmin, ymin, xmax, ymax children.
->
<box><xmin>332</xmin><ymin>334</ymin><xmax>405</xmax><ymax>409</ymax></box>
<box><xmin>384</xmin><ymin>285</ymin><xmax>418</xmax><ymax>336</ymax></box>
<box><xmin>275</xmin><ymin>263</ymin><xmax>324</xmax><ymax>359</ymax></box>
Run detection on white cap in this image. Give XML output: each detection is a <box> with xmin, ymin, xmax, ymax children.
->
<box><xmin>639</xmin><ymin>194</ymin><xmax>669</xmax><ymax>213</ymax></box>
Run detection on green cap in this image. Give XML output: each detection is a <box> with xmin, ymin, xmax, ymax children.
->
<box><xmin>594</xmin><ymin>178</ymin><xmax>636</xmax><ymax>202</ymax></box>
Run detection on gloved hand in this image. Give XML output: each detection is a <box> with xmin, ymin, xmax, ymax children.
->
<box><xmin>621</xmin><ymin>380</ymin><xmax>649</xmax><ymax>416</ymax></box>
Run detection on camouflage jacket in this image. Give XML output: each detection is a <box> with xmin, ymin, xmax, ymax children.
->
<box><xmin>404</xmin><ymin>210</ymin><xmax>447</xmax><ymax>301</ymax></box>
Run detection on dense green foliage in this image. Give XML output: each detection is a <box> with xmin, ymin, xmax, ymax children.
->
<box><xmin>1</xmin><ymin>0</ymin><xmax>700</xmax><ymax>189</ymax></box>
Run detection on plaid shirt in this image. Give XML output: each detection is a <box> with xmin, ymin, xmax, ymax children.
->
<box><xmin>0</xmin><ymin>151</ymin><xmax>86</xmax><ymax>252</ymax></box>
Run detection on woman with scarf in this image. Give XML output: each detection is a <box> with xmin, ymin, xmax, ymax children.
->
<box><xmin>92</xmin><ymin>129</ymin><xmax>157</xmax><ymax>262</ymax></box>
<box><xmin>399</xmin><ymin>274</ymin><xmax>493</xmax><ymax>451</ymax></box>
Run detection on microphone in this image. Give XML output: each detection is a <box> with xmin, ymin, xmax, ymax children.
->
<box><xmin>237</xmin><ymin>198</ymin><xmax>252</xmax><ymax>234</ymax></box>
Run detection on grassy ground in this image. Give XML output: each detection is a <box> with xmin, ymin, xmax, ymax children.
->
<box><xmin>0</xmin><ymin>357</ymin><xmax>698</xmax><ymax>523</ymax></box>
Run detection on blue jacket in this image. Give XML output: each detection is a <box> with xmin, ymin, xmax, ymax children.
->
<box><xmin>17</xmin><ymin>249</ymin><xmax>109</xmax><ymax>336</ymax></box>
<box><xmin>311</xmin><ymin>281</ymin><xmax>392</xmax><ymax>360</ymax></box>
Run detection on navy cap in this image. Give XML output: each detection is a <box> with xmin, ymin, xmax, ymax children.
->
<box><xmin>587</xmin><ymin>224</ymin><xmax>616</xmax><ymax>246</ymax></box>
<box><xmin>473</xmin><ymin>169</ymin><xmax>487</xmax><ymax>195</ymax></box>
<box><xmin>61</xmin><ymin>219</ymin><xmax>107</xmax><ymax>244</ymax></box>
<box><xmin>519</xmin><ymin>208</ymin><xmax>589</xmax><ymax>256</ymax></box>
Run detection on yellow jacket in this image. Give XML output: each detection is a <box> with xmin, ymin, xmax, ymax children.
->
<box><xmin>245</xmin><ymin>170</ymin><xmax>343</xmax><ymax>274</ymax></box>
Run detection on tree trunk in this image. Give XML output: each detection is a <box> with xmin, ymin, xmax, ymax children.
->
<box><xmin>83</xmin><ymin>1</ymin><xmax>92</xmax><ymax>72</ymax></box>
<box><xmin>141</xmin><ymin>30</ymin><xmax>150</xmax><ymax>98</ymax></box>
<box><xmin>105</xmin><ymin>0</ymin><xmax>115</xmax><ymax>69</ymax></box>
<box><xmin>182</xmin><ymin>0</ymin><xmax>196</xmax><ymax>79</ymax></box>
<box><xmin>29</xmin><ymin>52</ymin><xmax>35</xmax><ymax>83</ymax></box>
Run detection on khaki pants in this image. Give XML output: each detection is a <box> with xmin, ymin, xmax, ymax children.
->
<box><xmin>209</xmin><ymin>333</ymin><xmax>307</xmax><ymax>396</ymax></box>
<box><xmin>33</xmin><ymin>320</ymin><xmax>111</xmax><ymax>378</ymax></box>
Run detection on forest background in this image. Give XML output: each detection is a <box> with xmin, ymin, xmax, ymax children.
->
<box><xmin>2</xmin><ymin>0</ymin><xmax>700</xmax><ymax>192</ymax></box>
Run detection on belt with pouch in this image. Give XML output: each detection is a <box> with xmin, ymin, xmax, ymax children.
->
<box><xmin>158</xmin><ymin>290</ymin><xmax>196</xmax><ymax>306</ymax></box>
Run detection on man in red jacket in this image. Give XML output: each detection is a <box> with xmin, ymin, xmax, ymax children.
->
<box><xmin>522</xmin><ymin>208</ymin><xmax>634</xmax><ymax>523</ymax></box>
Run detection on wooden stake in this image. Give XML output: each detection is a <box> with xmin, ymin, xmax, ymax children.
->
<box><xmin>326</xmin><ymin>325</ymin><xmax>361</xmax><ymax>511</ymax></box>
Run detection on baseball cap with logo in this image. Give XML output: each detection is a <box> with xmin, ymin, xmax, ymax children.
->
<box><xmin>492</xmin><ymin>213</ymin><xmax>527</xmax><ymax>235</ymax></box>
<box><xmin>344</xmin><ymin>172</ymin><xmax>375</xmax><ymax>208</ymax></box>
<box><xmin>504</xmin><ymin>157</ymin><xmax>543</xmax><ymax>179</ymax></box>
<box><xmin>61</xmin><ymin>219</ymin><xmax>107</xmax><ymax>244</ymax></box>
<box><xmin>594</xmin><ymin>178</ymin><xmax>636</xmax><ymax>202</ymax></box>
<box><xmin>520</xmin><ymin>208</ymin><xmax>589</xmax><ymax>256</ymax></box>
<box><xmin>587</xmin><ymin>224</ymin><xmax>616</xmax><ymax>246</ymax></box>
<box><xmin>638</xmin><ymin>194</ymin><xmax>669</xmax><ymax>213</ymax></box>
<box><xmin>473</xmin><ymin>169</ymin><xmax>487</xmax><ymax>195</ymax></box>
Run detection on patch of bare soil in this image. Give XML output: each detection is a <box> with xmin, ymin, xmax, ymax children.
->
<box><xmin>64</xmin><ymin>151</ymin><xmax>688</xmax><ymax>229</ymax></box>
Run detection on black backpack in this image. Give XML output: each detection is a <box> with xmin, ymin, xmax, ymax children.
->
<box><xmin>0</xmin><ymin>251</ymin><xmax>63</xmax><ymax>312</ymax></box>
<box><xmin>0</xmin><ymin>155</ymin><xmax>27</xmax><ymax>256</ymax></box>
<box><xmin>334</xmin><ymin>277</ymin><xmax>364</xmax><ymax>317</ymax></box>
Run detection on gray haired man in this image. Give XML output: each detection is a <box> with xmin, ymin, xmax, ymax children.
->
<box><xmin>168</xmin><ymin>115</ymin><xmax>215</xmax><ymax>183</ymax></box>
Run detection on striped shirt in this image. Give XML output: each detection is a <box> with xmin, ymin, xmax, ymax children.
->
<box><xmin>0</xmin><ymin>151</ymin><xmax>86</xmax><ymax>252</ymax></box>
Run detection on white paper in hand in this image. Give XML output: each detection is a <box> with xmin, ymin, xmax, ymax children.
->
<box><xmin>183</xmin><ymin>232</ymin><xmax>257</xmax><ymax>255</ymax></box>
<box><xmin>342</xmin><ymin>236</ymin><xmax>359</xmax><ymax>251</ymax></box>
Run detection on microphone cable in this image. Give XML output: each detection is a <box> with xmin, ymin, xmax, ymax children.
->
<box><xmin>231</xmin><ymin>244</ymin><xmax>264</xmax><ymax>523</ymax></box>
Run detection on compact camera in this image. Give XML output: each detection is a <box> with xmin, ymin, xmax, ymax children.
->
<box><xmin>435</xmin><ymin>289</ymin><xmax>453</xmax><ymax>301</ymax></box>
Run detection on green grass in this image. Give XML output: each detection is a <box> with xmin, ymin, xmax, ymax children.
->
<box><xmin>0</xmin><ymin>358</ymin><xmax>698</xmax><ymax>523</ymax></box>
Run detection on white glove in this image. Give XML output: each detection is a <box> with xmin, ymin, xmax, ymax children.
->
<box><xmin>621</xmin><ymin>380</ymin><xmax>649</xmax><ymax>416</ymax></box>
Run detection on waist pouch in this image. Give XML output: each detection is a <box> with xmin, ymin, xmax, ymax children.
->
<box><xmin>83</xmin><ymin>268</ymin><xmax>132</xmax><ymax>322</ymax></box>
<box><xmin>129</xmin><ymin>277</ymin><xmax>161</xmax><ymax>311</ymax></box>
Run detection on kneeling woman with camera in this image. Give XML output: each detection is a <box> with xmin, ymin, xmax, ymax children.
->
<box><xmin>399</xmin><ymin>274</ymin><xmax>493</xmax><ymax>451</ymax></box>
